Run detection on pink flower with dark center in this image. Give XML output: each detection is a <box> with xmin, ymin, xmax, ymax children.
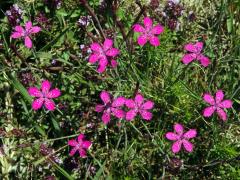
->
<box><xmin>95</xmin><ymin>91</ymin><xmax>125</xmax><ymax>124</ymax></box>
<box><xmin>182</xmin><ymin>42</ymin><xmax>210</xmax><ymax>67</ymax></box>
<box><xmin>28</xmin><ymin>80</ymin><xmax>61</xmax><ymax>111</ymax></box>
<box><xmin>89</xmin><ymin>39</ymin><xmax>120</xmax><ymax>73</ymax></box>
<box><xmin>125</xmin><ymin>94</ymin><xmax>154</xmax><ymax>121</ymax></box>
<box><xmin>133</xmin><ymin>17</ymin><xmax>164</xmax><ymax>46</ymax></box>
<box><xmin>166</xmin><ymin>123</ymin><xmax>197</xmax><ymax>153</ymax></box>
<box><xmin>203</xmin><ymin>90</ymin><xmax>232</xmax><ymax>121</ymax></box>
<box><xmin>11</xmin><ymin>21</ymin><xmax>41</xmax><ymax>48</ymax></box>
<box><xmin>68</xmin><ymin>134</ymin><xmax>92</xmax><ymax>158</ymax></box>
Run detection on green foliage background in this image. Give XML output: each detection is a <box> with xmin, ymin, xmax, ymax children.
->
<box><xmin>0</xmin><ymin>0</ymin><xmax>239</xmax><ymax>179</ymax></box>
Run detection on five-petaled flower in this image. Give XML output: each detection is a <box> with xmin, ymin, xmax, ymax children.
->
<box><xmin>11</xmin><ymin>21</ymin><xmax>41</xmax><ymax>48</ymax></box>
<box><xmin>28</xmin><ymin>80</ymin><xmax>61</xmax><ymax>111</ymax></box>
<box><xmin>203</xmin><ymin>90</ymin><xmax>232</xmax><ymax>121</ymax></box>
<box><xmin>125</xmin><ymin>93</ymin><xmax>154</xmax><ymax>121</ymax></box>
<box><xmin>133</xmin><ymin>17</ymin><xmax>164</xmax><ymax>46</ymax></box>
<box><xmin>89</xmin><ymin>39</ymin><xmax>120</xmax><ymax>73</ymax></box>
<box><xmin>95</xmin><ymin>91</ymin><xmax>125</xmax><ymax>124</ymax></box>
<box><xmin>166</xmin><ymin>123</ymin><xmax>197</xmax><ymax>153</ymax></box>
<box><xmin>182</xmin><ymin>41</ymin><xmax>210</xmax><ymax>67</ymax></box>
<box><xmin>68</xmin><ymin>134</ymin><xmax>92</xmax><ymax>158</ymax></box>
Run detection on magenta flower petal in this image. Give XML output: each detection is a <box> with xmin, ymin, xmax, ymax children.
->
<box><xmin>102</xmin><ymin>111</ymin><xmax>111</xmax><ymax>124</ymax></box>
<box><xmin>69</xmin><ymin>147</ymin><xmax>78</xmax><ymax>156</ymax></box>
<box><xmin>135</xmin><ymin>94</ymin><xmax>144</xmax><ymax>106</ymax></box>
<box><xmin>47</xmin><ymin>88</ymin><xmax>61</xmax><ymax>98</ymax></box>
<box><xmin>95</xmin><ymin>104</ymin><xmax>105</xmax><ymax>112</ymax></box>
<box><xmin>28</xmin><ymin>87</ymin><xmax>42</xmax><ymax>97</ymax></box>
<box><xmin>44</xmin><ymin>98</ymin><xmax>55</xmax><ymax>111</ymax></box>
<box><xmin>172</xmin><ymin>141</ymin><xmax>182</xmax><ymax>153</ymax></box>
<box><xmin>32</xmin><ymin>98</ymin><xmax>44</xmax><ymax>110</ymax></box>
<box><xmin>217</xmin><ymin>108</ymin><xmax>227</xmax><ymax>121</ymax></box>
<box><xmin>24</xmin><ymin>36</ymin><xmax>32</xmax><ymax>48</ymax></box>
<box><xmin>184</xmin><ymin>43</ymin><xmax>197</xmax><ymax>52</ymax></box>
<box><xmin>142</xmin><ymin>101</ymin><xmax>154</xmax><ymax>110</ymax></box>
<box><xmin>41</xmin><ymin>80</ymin><xmax>51</xmax><ymax>94</ymax></box>
<box><xmin>174</xmin><ymin>123</ymin><xmax>184</xmax><ymax>135</ymax></box>
<box><xmin>15</xmin><ymin>26</ymin><xmax>24</xmax><ymax>33</ymax></box>
<box><xmin>112</xmin><ymin>108</ymin><xmax>125</xmax><ymax>119</ymax></box>
<box><xmin>140</xmin><ymin>110</ymin><xmax>152</xmax><ymax>120</ymax></box>
<box><xmin>151</xmin><ymin>25</ymin><xmax>164</xmax><ymax>35</ymax></box>
<box><xmin>143</xmin><ymin>17</ymin><xmax>153</xmax><ymax>29</ymax></box>
<box><xmin>203</xmin><ymin>106</ymin><xmax>215</xmax><ymax>117</ymax></box>
<box><xmin>110</xmin><ymin>59</ymin><xmax>118</xmax><ymax>68</ymax></box>
<box><xmin>11</xmin><ymin>32</ymin><xmax>23</xmax><ymax>39</ymax></box>
<box><xmin>82</xmin><ymin>141</ymin><xmax>92</xmax><ymax>149</ymax></box>
<box><xmin>184</xmin><ymin>42</ymin><xmax>203</xmax><ymax>53</ymax></box>
<box><xmin>68</xmin><ymin>140</ymin><xmax>78</xmax><ymax>146</ymax></box>
<box><xmin>77</xmin><ymin>134</ymin><xmax>85</xmax><ymax>142</ymax></box>
<box><xmin>183</xmin><ymin>129</ymin><xmax>197</xmax><ymax>139</ymax></box>
<box><xmin>103</xmin><ymin>39</ymin><xmax>113</xmax><ymax>51</ymax></box>
<box><xmin>182</xmin><ymin>53</ymin><xmax>196</xmax><ymax>65</ymax></box>
<box><xmin>91</xmin><ymin>43</ymin><xmax>101</xmax><ymax>52</ymax></box>
<box><xmin>149</xmin><ymin>36</ymin><xmax>160</xmax><ymax>46</ymax></box>
<box><xmin>79</xmin><ymin>149</ymin><xmax>87</xmax><ymax>158</ymax></box>
<box><xmin>112</xmin><ymin>97</ymin><xmax>125</xmax><ymax>107</ymax></box>
<box><xmin>166</xmin><ymin>132</ymin><xmax>179</xmax><ymax>140</ymax></box>
<box><xmin>25</xmin><ymin>21</ymin><xmax>32</xmax><ymax>31</ymax></box>
<box><xmin>97</xmin><ymin>58</ymin><xmax>108</xmax><ymax>73</ymax></box>
<box><xmin>125</xmin><ymin>99</ymin><xmax>135</xmax><ymax>108</ymax></box>
<box><xmin>133</xmin><ymin>24</ymin><xmax>145</xmax><ymax>32</ymax></box>
<box><xmin>126</xmin><ymin>110</ymin><xmax>137</xmax><ymax>121</ymax></box>
<box><xmin>106</xmin><ymin>48</ymin><xmax>119</xmax><ymax>57</ymax></box>
<box><xmin>203</xmin><ymin>93</ymin><xmax>215</xmax><ymax>105</ymax></box>
<box><xmin>218</xmin><ymin>100</ymin><xmax>232</xmax><ymax>108</ymax></box>
<box><xmin>182</xmin><ymin>140</ymin><xmax>194</xmax><ymax>152</ymax></box>
<box><xmin>197</xmin><ymin>55</ymin><xmax>210</xmax><ymax>67</ymax></box>
<box><xmin>30</xmin><ymin>26</ymin><xmax>41</xmax><ymax>33</ymax></box>
<box><xmin>89</xmin><ymin>54</ymin><xmax>99</xmax><ymax>64</ymax></box>
<box><xmin>194</xmin><ymin>42</ymin><xmax>203</xmax><ymax>52</ymax></box>
<box><xmin>137</xmin><ymin>35</ymin><xmax>147</xmax><ymax>46</ymax></box>
<box><xmin>100</xmin><ymin>91</ymin><xmax>111</xmax><ymax>104</ymax></box>
<box><xmin>215</xmin><ymin>90</ymin><xmax>224</xmax><ymax>104</ymax></box>
<box><xmin>97</xmin><ymin>64</ymin><xmax>107</xmax><ymax>73</ymax></box>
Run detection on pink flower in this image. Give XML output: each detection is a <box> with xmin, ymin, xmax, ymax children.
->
<box><xmin>125</xmin><ymin>94</ymin><xmax>154</xmax><ymax>121</ymax></box>
<box><xmin>68</xmin><ymin>134</ymin><xmax>92</xmax><ymax>158</ymax></box>
<box><xmin>203</xmin><ymin>90</ymin><xmax>232</xmax><ymax>121</ymax></box>
<box><xmin>133</xmin><ymin>17</ymin><xmax>164</xmax><ymax>46</ymax></box>
<box><xmin>11</xmin><ymin>21</ymin><xmax>41</xmax><ymax>48</ymax></box>
<box><xmin>166</xmin><ymin>123</ymin><xmax>197</xmax><ymax>153</ymax></box>
<box><xmin>95</xmin><ymin>91</ymin><xmax>125</xmax><ymax>124</ymax></box>
<box><xmin>182</xmin><ymin>42</ymin><xmax>210</xmax><ymax>67</ymax></box>
<box><xmin>89</xmin><ymin>39</ymin><xmax>120</xmax><ymax>73</ymax></box>
<box><xmin>28</xmin><ymin>80</ymin><xmax>61</xmax><ymax>111</ymax></box>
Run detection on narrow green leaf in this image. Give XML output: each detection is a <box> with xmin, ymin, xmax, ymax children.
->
<box><xmin>40</xmin><ymin>27</ymin><xmax>69</xmax><ymax>51</ymax></box>
<box><xmin>4</xmin><ymin>72</ymin><xmax>32</xmax><ymax>103</ymax></box>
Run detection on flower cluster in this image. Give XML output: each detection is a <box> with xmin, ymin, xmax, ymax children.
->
<box><xmin>162</xmin><ymin>0</ymin><xmax>184</xmax><ymax>31</ymax></box>
<box><xmin>96</xmin><ymin>91</ymin><xmax>154</xmax><ymax>124</ymax></box>
<box><xmin>16</xmin><ymin>9</ymin><xmax>234</xmax><ymax>159</ymax></box>
<box><xmin>6</xmin><ymin>4</ymin><xmax>23</xmax><ymax>27</ymax></box>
